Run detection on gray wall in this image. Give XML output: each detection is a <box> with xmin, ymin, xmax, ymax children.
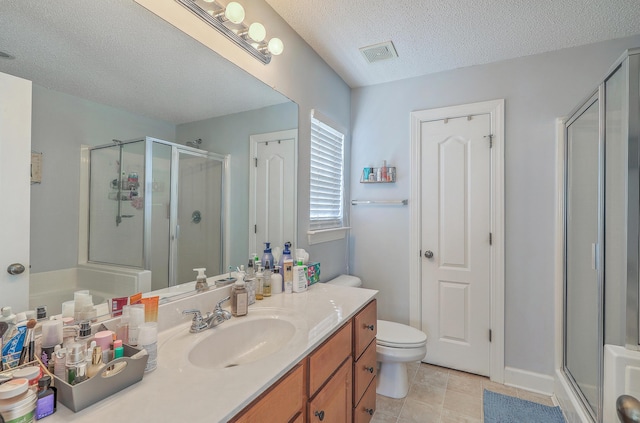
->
<box><xmin>176</xmin><ymin>102</ymin><xmax>298</xmax><ymax>267</ymax></box>
<box><xmin>349</xmin><ymin>34</ymin><xmax>640</xmax><ymax>376</ymax></box>
<box><xmin>30</xmin><ymin>85</ymin><xmax>176</xmax><ymax>273</ymax></box>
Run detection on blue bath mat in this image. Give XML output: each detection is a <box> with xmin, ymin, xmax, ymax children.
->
<box><xmin>483</xmin><ymin>389</ymin><xmax>565</xmax><ymax>423</ymax></box>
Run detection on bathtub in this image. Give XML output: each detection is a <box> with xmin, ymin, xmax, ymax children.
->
<box><xmin>29</xmin><ymin>264</ymin><xmax>151</xmax><ymax>315</ymax></box>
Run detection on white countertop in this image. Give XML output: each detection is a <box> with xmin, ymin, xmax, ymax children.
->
<box><xmin>47</xmin><ymin>283</ymin><xmax>377</xmax><ymax>422</ymax></box>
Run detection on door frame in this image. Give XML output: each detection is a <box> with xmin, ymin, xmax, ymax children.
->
<box><xmin>409</xmin><ymin>99</ymin><xmax>505</xmax><ymax>382</ymax></box>
<box><xmin>249</xmin><ymin>129</ymin><xmax>298</xmax><ymax>256</ymax></box>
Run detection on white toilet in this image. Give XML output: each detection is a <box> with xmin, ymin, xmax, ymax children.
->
<box><xmin>326</xmin><ymin>275</ymin><xmax>428</xmax><ymax>399</ymax></box>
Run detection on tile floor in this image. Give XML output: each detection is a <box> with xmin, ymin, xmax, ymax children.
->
<box><xmin>372</xmin><ymin>362</ymin><xmax>557</xmax><ymax>423</ymax></box>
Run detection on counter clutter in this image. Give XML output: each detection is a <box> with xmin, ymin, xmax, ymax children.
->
<box><xmin>39</xmin><ymin>282</ymin><xmax>377</xmax><ymax>422</ymax></box>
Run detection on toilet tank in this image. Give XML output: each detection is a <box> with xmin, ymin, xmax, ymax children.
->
<box><xmin>326</xmin><ymin>274</ymin><xmax>362</xmax><ymax>287</ymax></box>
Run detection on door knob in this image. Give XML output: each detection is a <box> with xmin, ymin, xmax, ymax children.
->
<box><xmin>7</xmin><ymin>263</ymin><xmax>25</xmax><ymax>275</ymax></box>
<box><xmin>424</xmin><ymin>250</ymin><xmax>434</xmax><ymax>259</ymax></box>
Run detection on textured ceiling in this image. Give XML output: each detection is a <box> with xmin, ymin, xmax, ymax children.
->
<box><xmin>265</xmin><ymin>0</ymin><xmax>640</xmax><ymax>88</ymax></box>
<box><xmin>0</xmin><ymin>1</ymin><xmax>289</xmax><ymax>124</ymax></box>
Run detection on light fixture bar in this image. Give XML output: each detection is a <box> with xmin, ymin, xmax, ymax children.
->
<box><xmin>176</xmin><ymin>0</ymin><xmax>272</xmax><ymax>64</ymax></box>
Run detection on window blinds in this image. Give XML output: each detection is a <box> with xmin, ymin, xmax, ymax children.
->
<box><xmin>310</xmin><ymin>115</ymin><xmax>345</xmax><ymax>230</ymax></box>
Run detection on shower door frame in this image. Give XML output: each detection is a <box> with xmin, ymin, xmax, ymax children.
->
<box><xmin>562</xmin><ymin>90</ymin><xmax>604</xmax><ymax>423</ymax></box>
<box><xmin>143</xmin><ymin>137</ymin><xmax>230</xmax><ymax>287</ymax></box>
<box><xmin>87</xmin><ymin>137</ymin><xmax>229</xmax><ymax>287</ymax></box>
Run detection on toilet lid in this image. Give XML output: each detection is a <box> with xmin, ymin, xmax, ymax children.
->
<box><xmin>377</xmin><ymin>320</ymin><xmax>427</xmax><ymax>348</ymax></box>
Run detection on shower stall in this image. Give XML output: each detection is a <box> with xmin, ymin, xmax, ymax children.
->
<box><xmin>88</xmin><ymin>137</ymin><xmax>228</xmax><ymax>291</ymax></box>
<box><xmin>562</xmin><ymin>49</ymin><xmax>640</xmax><ymax>422</ymax></box>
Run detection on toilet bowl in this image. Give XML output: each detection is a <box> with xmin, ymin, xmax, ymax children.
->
<box><xmin>326</xmin><ymin>275</ymin><xmax>428</xmax><ymax>399</ymax></box>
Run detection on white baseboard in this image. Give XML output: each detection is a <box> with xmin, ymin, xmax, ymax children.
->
<box><xmin>554</xmin><ymin>369</ymin><xmax>591</xmax><ymax>423</ymax></box>
<box><xmin>504</xmin><ymin>366</ymin><xmax>555</xmax><ymax>395</ymax></box>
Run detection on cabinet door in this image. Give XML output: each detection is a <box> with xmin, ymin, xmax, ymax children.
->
<box><xmin>308</xmin><ymin>357</ymin><xmax>353</xmax><ymax>423</ymax></box>
<box><xmin>354</xmin><ymin>377</ymin><xmax>376</xmax><ymax>423</ymax></box>
<box><xmin>234</xmin><ymin>363</ymin><xmax>305</xmax><ymax>423</ymax></box>
<box><xmin>309</xmin><ymin>320</ymin><xmax>352</xmax><ymax>396</ymax></box>
<box><xmin>353</xmin><ymin>339</ymin><xmax>376</xmax><ymax>405</ymax></box>
<box><xmin>353</xmin><ymin>300</ymin><xmax>377</xmax><ymax>359</ymax></box>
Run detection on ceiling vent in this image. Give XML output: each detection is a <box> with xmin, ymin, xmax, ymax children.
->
<box><xmin>359</xmin><ymin>41</ymin><xmax>398</xmax><ymax>64</ymax></box>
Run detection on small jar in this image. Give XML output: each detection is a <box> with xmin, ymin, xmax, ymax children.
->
<box><xmin>0</xmin><ymin>378</ymin><xmax>36</xmax><ymax>423</ymax></box>
<box><xmin>12</xmin><ymin>366</ymin><xmax>41</xmax><ymax>392</ymax></box>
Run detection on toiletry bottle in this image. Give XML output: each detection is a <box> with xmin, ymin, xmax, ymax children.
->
<box><xmin>270</xmin><ymin>267</ymin><xmax>282</xmax><ymax>295</ymax></box>
<box><xmin>231</xmin><ymin>279</ymin><xmax>248</xmax><ymax>317</ymax></box>
<box><xmin>35</xmin><ymin>374</ymin><xmax>57</xmax><ymax>419</ymax></box>
<box><xmin>261</xmin><ymin>242</ymin><xmax>274</xmax><ymax>270</ymax></box>
<box><xmin>77</xmin><ymin>320</ymin><xmax>93</xmax><ymax>347</ymax></box>
<box><xmin>293</xmin><ymin>260</ymin><xmax>308</xmax><ymax>293</ymax></box>
<box><xmin>86</xmin><ymin>346</ymin><xmax>104</xmax><ymax>378</ymax></box>
<box><xmin>66</xmin><ymin>343</ymin><xmax>87</xmax><ymax>385</ymax></box>
<box><xmin>53</xmin><ymin>348</ymin><xmax>66</xmax><ymax>381</ymax></box>
<box><xmin>193</xmin><ymin>268</ymin><xmax>208</xmax><ymax>292</ymax></box>
<box><xmin>263</xmin><ymin>268</ymin><xmax>271</xmax><ymax>297</ymax></box>
<box><xmin>278</xmin><ymin>242</ymin><xmax>293</xmax><ymax>270</ymax></box>
<box><xmin>113</xmin><ymin>340</ymin><xmax>124</xmax><ymax>359</ymax></box>
<box><xmin>283</xmin><ymin>258</ymin><xmax>294</xmax><ymax>294</ymax></box>
<box><xmin>138</xmin><ymin>322</ymin><xmax>157</xmax><ymax>373</ymax></box>
<box><xmin>247</xmin><ymin>255</ymin><xmax>255</xmax><ymax>278</ymax></box>
<box><xmin>255</xmin><ymin>267</ymin><xmax>264</xmax><ymax>300</ymax></box>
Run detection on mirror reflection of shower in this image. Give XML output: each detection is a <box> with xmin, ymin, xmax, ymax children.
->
<box><xmin>88</xmin><ymin>137</ymin><xmax>228</xmax><ymax>291</ymax></box>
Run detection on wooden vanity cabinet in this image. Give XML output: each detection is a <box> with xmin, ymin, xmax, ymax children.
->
<box><xmin>232</xmin><ymin>299</ymin><xmax>378</xmax><ymax>423</ymax></box>
<box><xmin>352</xmin><ymin>300</ymin><xmax>377</xmax><ymax>423</ymax></box>
<box><xmin>231</xmin><ymin>362</ymin><xmax>306</xmax><ymax>423</ymax></box>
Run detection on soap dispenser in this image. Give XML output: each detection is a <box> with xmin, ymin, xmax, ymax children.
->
<box><xmin>231</xmin><ymin>278</ymin><xmax>248</xmax><ymax>317</ymax></box>
<box><xmin>278</xmin><ymin>242</ymin><xmax>293</xmax><ymax>270</ymax></box>
<box><xmin>193</xmin><ymin>268</ymin><xmax>208</xmax><ymax>292</ymax></box>
<box><xmin>261</xmin><ymin>242</ymin><xmax>274</xmax><ymax>270</ymax></box>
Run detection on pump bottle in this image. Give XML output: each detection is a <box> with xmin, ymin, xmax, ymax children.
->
<box><xmin>231</xmin><ymin>279</ymin><xmax>248</xmax><ymax>317</ymax></box>
<box><xmin>261</xmin><ymin>242</ymin><xmax>274</xmax><ymax>270</ymax></box>
<box><xmin>278</xmin><ymin>242</ymin><xmax>293</xmax><ymax>270</ymax></box>
<box><xmin>193</xmin><ymin>268</ymin><xmax>208</xmax><ymax>291</ymax></box>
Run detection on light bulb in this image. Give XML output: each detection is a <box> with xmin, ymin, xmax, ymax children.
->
<box><xmin>247</xmin><ymin>22</ymin><xmax>266</xmax><ymax>42</ymax></box>
<box><xmin>267</xmin><ymin>37</ymin><xmax>284</xmax><ymax>56</ymax></box>
<box><xmin>224</xmin><ymin>2</ymin><xmax>245</xmax><ymax>24</ymax></box>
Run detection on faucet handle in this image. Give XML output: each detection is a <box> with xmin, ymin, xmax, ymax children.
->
<box><xmin>215</xmin><ymin>296</ymin><xmax>231</xmax><ymax>310</ymax></box>
<box><xmin>182</xmin><ymin>309</ymin><xmax>208</xmax><ymax>333</ymax></box>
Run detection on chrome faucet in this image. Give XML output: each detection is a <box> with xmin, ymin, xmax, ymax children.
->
<box><xmin>182</xmin><ymin>296</ymin><xmax>232</xmax><ymax>333</ymax></box>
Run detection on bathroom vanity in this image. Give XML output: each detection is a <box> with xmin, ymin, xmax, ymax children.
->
<box><xmin>44</xmin><ymin>283</ymin><xmax>378</xmax><ymax>422</ymax></box>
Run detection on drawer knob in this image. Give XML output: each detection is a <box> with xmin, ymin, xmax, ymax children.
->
<box><xmin>364</xmin><ymin>366</ymin><xmax>374</xmax><ymax>373</ymax></box>
<box><xmin>364</xmin><ymin>324</ymin><xmax>375</xmax><ymax>331</ymax></box>
<box><xmin>365</xmin><ymin>408</ymin><xmax>375</xmax><ymax>415</ymax></box>
<box><xmin>314</xmin><ymin>410</ymin><xmax>325</xmax><ymax>421</ymax></box>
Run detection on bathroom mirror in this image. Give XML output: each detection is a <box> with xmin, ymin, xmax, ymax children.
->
<box><xmin>0</xmin><ymin>1</ymin><xmax>298</xmax><ymax>315</ymax></box>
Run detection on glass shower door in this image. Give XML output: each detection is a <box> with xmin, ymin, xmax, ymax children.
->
<box><xmin>89</xmin><ymin>140</ymin><xmax>145</xmax><ymax>267</ymax></box>
<box><xmin>171</xmin><ymin>149</ymin><xmax>224</xmax><ymax>286</ymax></box>
<box><xmin>564</xmin><ymin>96</ymin><xmax>602</xmax><ymax>420</ymax></box>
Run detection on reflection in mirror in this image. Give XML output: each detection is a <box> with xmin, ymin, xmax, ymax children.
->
<box><xmin>0</xmin><ymin>1</ymin><xmax>298</xmax><ymax>316</ymax></box>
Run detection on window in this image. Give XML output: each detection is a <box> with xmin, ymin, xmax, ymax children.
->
<box><xmin>310</xmin><ymin>110</ymin><xmax>345</xmax><ymax>231</ymax></box>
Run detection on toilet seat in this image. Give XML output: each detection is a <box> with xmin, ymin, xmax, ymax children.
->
<box><xmin>376</xmin><ymin>320</ymin><xmax>427</xmax><ymax>349</ymax></box>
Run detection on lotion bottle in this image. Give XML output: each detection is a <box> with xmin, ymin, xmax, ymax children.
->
<box><xmin>231</xmin><ymin>279</ymin><xmax>248</xmax><ymax>317</ymax></box>
<box><xmin>270</xmin><ymin>267</ymin><xmax>282</xmax><ymax>295</ymax></box>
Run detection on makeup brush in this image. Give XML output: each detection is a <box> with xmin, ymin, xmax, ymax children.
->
<box><xmin>18</xmin><ymin>319</ymin><xmax>37</xmax><ymax>365</ymax></box>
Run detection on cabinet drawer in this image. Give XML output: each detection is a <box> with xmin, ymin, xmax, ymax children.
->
<box><xmin>353</xmin><ymin>339</ymin><xmax>377</xmax><ymax>405</ymax></box>
<box><xmin>354</xmin><ymin>377</ymin><xmax>377</xmax><ymax>423</ymax></box>
<box><xmin>308</xmin><ymin>357</ymin><xmax>353</xmax><ymax>423</ymax></box>
<box><xmin>353</xmin><ymin>300</ymin><xmax>377</xmax><ymax>359</ymax></box>
<box><xmin>234</xmin><ymin>363</ymin><xmax>305</xmax><ymax>423</ymax></box>
<box><xmin>309</xmin><ymin>320</ymin><xmax>353</xmax><ymax>396</ymax></box>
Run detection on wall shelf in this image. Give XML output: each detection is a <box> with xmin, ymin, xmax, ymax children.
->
<box><xmin>360</xmin><ymin>166</ymin><xmax>396</xmax><ymax>183</ymax></box>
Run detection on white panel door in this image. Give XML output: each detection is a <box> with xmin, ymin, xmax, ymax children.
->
<box><xmin>420</xmin><ymin>114</ymin><xmax>491</xmax><ymax>376</ymax></box>
<box><xmin>0</xmin><ymin>72</ymin><xmax>32</xmax><ymax>312</ymax></box>
<box><xmin>250</xmin><ymin>130</ymin><xmax>297</xmax><ymax>257</ymax></box>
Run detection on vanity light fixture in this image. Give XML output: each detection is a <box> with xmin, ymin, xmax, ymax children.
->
<box><xmin>176</xmin><ymin>0</ymin><xmax>284</xmax><ymax>64</ymax></box>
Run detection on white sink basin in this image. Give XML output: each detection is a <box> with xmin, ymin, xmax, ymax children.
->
<box><xmin>187</xmin><ymin>317</ymin><xmax>296</xmax><ymax>369</ymax></box>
